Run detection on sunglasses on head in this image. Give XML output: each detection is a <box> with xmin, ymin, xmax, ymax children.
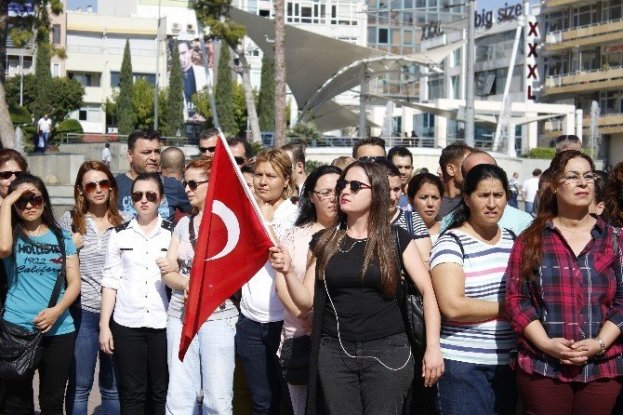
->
<box><xmin>336</xmin><ymin>179</ymin><xmax>372</xmax><ymax>194</ymax></box>
<box><xmin>183</xmin><ymin>179</ymin><xmax>208</xmax><ymax>191</ymax></box>
<box><xmin>131</xmin><ymin>191</ymin><xmax>159</xmax><ymax>203</ymax></box>
<box><xmin>0</xmin><ymin>171</ymin><xmax>24</xmax><ymax>180</ymax></box>
<box><xmin>358</xmin><ymin>156</ymin><xmax>387</xmax><ymax>163</ymax></box>
<box><xmin>82</xmin><ymin>179</ymin><xmax>112</xmax><ymax>194</ymax></box>
<box><xmin>15</xmin><ymin>193</ymin><xmax>44</xmax><ymax>210</ymax></box>
<box><xmin>199</xmin><ymin>146</ymin><xmax>216</xmax><ymax>154</ymax></box>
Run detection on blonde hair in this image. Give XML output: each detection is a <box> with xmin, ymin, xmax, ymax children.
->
<box><xmin>254</xmin><ymin>149</ymin><xmax>296</xmax><ymax>199</ymax></box>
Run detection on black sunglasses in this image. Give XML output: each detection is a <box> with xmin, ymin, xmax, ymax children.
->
<box><xmin>183</xmin><ymin>180</ymin><xmax>209</xmax><ymax>191</ymax></box>
<box><xmin>0</xmin><ymin>171</ymin><xmax>24</xmax><ymax>180</ymax></box>
<box><xmin>15</xmin><ymin>193</ymin><xmax>44</xmax><ymax>210</ymax></box>
<box><xmin>358</xmin><ymin>156</ymin><xmax>387</xmax><ymax>163</ymax></box>
<box><xmin>199</xmin><ymin>146</ymin><xmax>216</xmax><ymax>153</ymax></box>
<box><xmin>336</xmin><ymin>179</ymin><xmax>372</xmax><ymax>194</ymax></box>
<box><xmin>82</xmin><ymin>179</ymin><xmax>112</xmax><ymax>194</ymax></box>
<box><xmin>131</xmin><ymin>191</ymin><xmax>159</xmax><ymax>203</ymax></box>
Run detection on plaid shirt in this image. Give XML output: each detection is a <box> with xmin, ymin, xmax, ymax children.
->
<box><xmin>505</xmin><ymin>218</ymin><xmax>623</xmax><ymax>382</ymax></box>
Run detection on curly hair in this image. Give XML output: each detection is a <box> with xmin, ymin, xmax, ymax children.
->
<box><xmin>605</xmin><ymin>162</ymin><xmax>623</xmax><ymax>227</ymax></box>
<box><xmin>519</xmin><ymin>150</ymin><xmax>595</xmax><ymax>280</ymax></box>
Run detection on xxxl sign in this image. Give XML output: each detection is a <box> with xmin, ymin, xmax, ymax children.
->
<box><xmin>526</xmin><ymin>16</ymin><xmax>540</xmax><ymax>101</ymax></box>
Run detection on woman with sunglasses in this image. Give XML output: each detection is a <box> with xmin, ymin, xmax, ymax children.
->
<box><xmin>506</xmin><ymin>151</ymin><xmax>623</xmax><ymax>415</ymax></box>
<box><xmin>0</xmin><ymin>149</ymin><xmax>28</xmax><ymax>206</ymax></box>
<box><xmin>271</xmin><ymin>161</ymin><xmax>443</xmax><ymax>414</ymax></box>
<box><xmin>430</xmin><ymin>164</ymin><xmax>517</xmax><ymax>415</ymax></box>
<box><xmin>270</xmin><ymin>165</ymin><xmax>341</xmax><ymax>415</ymax></box>
<box><xmin>99</xmin><ymin>172</ymin><xmax>172</xmax><ymax>415</ymax></box>
<box><xmin>159</xmin><ymin>157</ymin><xmax>239</xmax><ymax>414</ymax></box>
<box><xmin>0</xmin><ymin>173</ymin><xmax>80</xmax><ymax>414</ymax></box>
<box><xmin>236</xmin><ymin>149</ymin><xmax>299</xmax><ymax>414</ymax></box>
<box><xmin>58</xmin><ymin>161</ymin><xmax>126</xmax><ymax>414</ymax></box>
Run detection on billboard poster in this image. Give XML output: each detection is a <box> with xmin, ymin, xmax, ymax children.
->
<box><xmin>167</xmin><ymin>36</ymin><xmax>214</xmax><ymax>122</ymax></box>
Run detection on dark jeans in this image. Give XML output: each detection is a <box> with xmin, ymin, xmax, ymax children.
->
<box><xmin>66</xmin><ymin>308</ymin><xmax>120</xmax><ymax>415</ymax></box>
<box><xmin>517</xmin><ymin>367</ymin><xmax>622</xmax><ymax>415</ymax></box>
<box><xmin>111</xmin><ymin>321</ymin><xmax>167</xmax><ymax>415</ymax></box>
<box><xmin>437</xmin><ymin>359</ymin><xmax>516</xmax><ymax>415</ymax></box>
<box><xmin>3</xmin><ymin>331</ymin><xmax>76</xmax><ymax>415</ymax></box>
<box><xmin>408</xmin><ymin>349</ymin><xmax>439</xmax><ymax>415</ymax></box>
<box><xmin>318</xmin><ymin>333</ymin><xmax>414</xmax><ymax>415</ymax></box>
<box><xmin>235</xmin><ymin>315</ymin><xmax>284</xmax><ymax>415</ymax></box>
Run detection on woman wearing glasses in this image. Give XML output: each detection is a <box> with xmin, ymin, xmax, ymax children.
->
<box><xmin>0</xmin><ymin>149</ymin><xmax>28</xmax><ymax>206</ymax></box>
<box><xmin>99</xmin><ymin>172</ymin><xmax>173</xmax><ymax>415</ymax></box>
<box><xmin>506</xmin><ymin>150</ymin><xmax>623</xmax><ymax>415</ymax></box>
<box><xmin>271</xmin><ymin>161</ymin><xmax>443</xmax><ymax>414</ymax></box>
<box><xmin>59</xmin><ymin>161</ymin><xmax>126</xmax><ymax>414</ymax></box>
<box><xmin>236</xmin><ymin>149</ymin><xmax>298</xmax><ymax>414</ymax></box>
<box><xmin>0</xmin><ymin>173</ymin><xmax>80</xmax><ymax>414</ymax></box>
<box><xmin>159</xmin><ymin>157</ymin><xmax>239</xmax><ymax>414</ymax></box>
<box><xmin>271</xmin><ymin>165</ymin><xmax>341</xmax><ymax>415</ymax></box>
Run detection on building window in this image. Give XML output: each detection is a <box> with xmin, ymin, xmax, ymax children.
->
<box><xmin>52</xmin><ymin>24</ymin><xmax>61</xmax><ymax>45</ymax></box>
<box><xmin>68</xmin><ymin>71</ymin><xmax>101</xmax><ymax>87</ymax></box>
<box><xmin>79</xmin><ymin>110</ymin><xmax>87</xmax><ymax>121</ymax></box>
<box><xmin>52</xmin><ymin>62</ymin><xmax>61</xmax><ymax>77</ymax></box>
<box><xmin>378</xmin><ymin>28</ymin><xmax>389</xmax><ymax>44</ymax></box>
<box><xmin>110</xmin><ymin>71</ymin><xmax>156</xmax><ymax>87</ymax></box>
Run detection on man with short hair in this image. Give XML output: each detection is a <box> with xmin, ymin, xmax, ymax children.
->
<box><xmin>198</xmin><ymin>128</ymin><xmax>219</xmax><ymax>156</ymax></box>
<box><xmin>36</xmin><ymin>113</ymin><xmax>52</xmax><ymax>153</ymax></box>
<box><xmin>555</xmin><ymin>134</ymin><xmax>582</xmax><ymax>153</ymax></box>
<box><xmin>522</xmin><ymin>168</ymin><xmax>542</xmax><ymax>215</ymax></box>
<box><xmin>228</xmin><ymin>137</ymin><xmax>253</xmax><ymax>164</ymax></box>
<box><xmin>352</xmin><ymin>137</ymin><xmax>386</xmax><ymax>159</ymax></box>
<box><xmin>440</xmin><ymin>150</ymin><xmax>534</xmax><ymax>235</ymax></box>
<box><xmin>438</xmin><ymin>142</ymin><xmax>473</xmax><ymax>218</ymax></box>
<box><xmin>102</xmin><ymin>143</ymin><xmax>112</xmax><ymax>167</ymax></box>
<box><xmin>160</xmin><ymin>147</ymin><xmax>186</xmax><ymax>181</ymax></box>
<box><xmin>388</xmin><ymin>146</ymin><xmax>414</xmax><ymax>211</ymax></box>
<box><xmin>116</xmin><ymin>129</ymin><xmax>190</xmax><ymax>221</ymax></box>
<box><xmin>280</xmin><ymin>143</ymin><xmax>307</xmax><ymax>194</ymax></box>
<box><xmin>178</xmin><ymin>41</ymin><xmax>207</xmax><ymax>117</ymax></box>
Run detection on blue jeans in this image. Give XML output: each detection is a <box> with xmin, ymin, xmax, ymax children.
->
<box><xmin>437</xmin><ymin>359</ymin><xmax>516</xmax><ymax>415</ymax></box>
<box><xmin>66</xmin><ymin>308</ymin><xmax>120</xmax><ymax>415</ymax></box>
<box><xmin>235</xmin><ymin>315</ymin><xmax>284</xmax><ymax>415</ymax></box>
<box><xmin>524</xmin><ymin>201</ymin><xmax>534</xmax><ymax>215</ymax></box>
<box><xmin>166</xmin><ymin>315</ymin><xmax>237</xmax><ymax>415</ymax></box>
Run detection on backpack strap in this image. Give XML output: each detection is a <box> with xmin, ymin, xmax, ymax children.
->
<box><xmin>404</xmin><ymin>210</ymin><xmax>414</xmax><ymax>238</ymax></box>
<box><xmin>47</xmin><ymin>229</ymin><xmax>67</xmax><ymax>308</ymax></box>
<box><xmin>445</xmin><ymin>232</ymin><xmax>465</xmax><ymax>259</ymax></box>
<box><xmin>188</xmin><ymin>215</ymin><xmax>197</xmax><ymax>251</ymax></box>
<box><xmin>504</xmin><ymin>228</ymin><xmax>517</xmax><ymax>241</ymax></box>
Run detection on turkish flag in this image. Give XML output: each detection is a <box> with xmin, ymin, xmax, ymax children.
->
<box><xmin>179</xmin><ymin>134</ymin><xmax>274</xmax><ymax>360</ymax></box>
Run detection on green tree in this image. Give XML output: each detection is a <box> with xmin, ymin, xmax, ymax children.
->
<box><xmin>231</xmin><ymin>82</ymin><xmax>247</xmax><ymax>136</ymax></box>
<box><xmin>132</xmin><ymin>79</ymin><xmax>155</xmax><ymax>129</ymax></box>
<box><xmin>215</xmin><ymin>43</ymin><xmax>236</xmax><ymax>136</ymax></box>
<box><xmin>162</xmin><ymin>40</ymin><xmax>184</xmax><ymax>136</ymax></box>
<box><xmin>258</xmin><ymin>56</ymin><xmax>275</xmax><ymax>132</ymax></box>
<box><xmin>48</xmin><ymin>77</ymin><xmax>84</xmax><ymax>123</ymax></box>
<box><xmin>31</xmin><ymin>40</ymin><xmax>52</xmax><ymax>119</ymax></box>
<box><xmin>116</xmin><ymin>40</ymin><xmax>136</xmax><ymax>134</ymax></box>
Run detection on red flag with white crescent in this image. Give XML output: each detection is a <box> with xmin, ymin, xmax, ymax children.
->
<box><xmin>179</xmin><ymin>134</ymin><xmax>274</xmax><ymax>360</ymax></box>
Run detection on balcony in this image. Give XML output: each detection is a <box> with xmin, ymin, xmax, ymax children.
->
<box><xmin>545</xmin><ymin>19</ymin><xmax>623</xmax><ymax>52</ymax></box>
<box><xmin>543</xmin><ymin>0</ymin><xmax>594</xmax><ymax>10</ymax></box>
<box><xmin>543</xmin><ymin>66</ymin><xmax>623</xmax><ymax>95</ymax></box>
<box><xmin>582</xmin><ymin>113</ymin><xmax>623</xmax><ymax>135</ymax></box>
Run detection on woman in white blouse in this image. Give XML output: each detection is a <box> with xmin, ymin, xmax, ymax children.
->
<box><xmin>235</xmin><ymin>149</ymin><xmax>299</xmax><ymax>414</ymax></box>
<box><xmin>99</xmin><ymin>172</ymin><xmax>173</xmax><ymax>415</ymax></box>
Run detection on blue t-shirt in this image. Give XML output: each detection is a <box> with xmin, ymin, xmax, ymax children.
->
<box><xmin>116</xmin><ymin>173</ymin><xmax>191</xmax><ymax>222</ymax></box>
<box><xmin>1</xmin><ymin>229</ymin><xmax>77</xmax><ymax>336</ymax></box>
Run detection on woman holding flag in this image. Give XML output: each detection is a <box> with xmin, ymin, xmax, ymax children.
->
<box><xmin>236</xmin><ymin>149</ymin><xmax>299</xmax><ymax>415</ymax></box>
<box><xmin>160</xmin><ymin>156</ymin><xmax>239</xmax><ymax>414</ymax></box>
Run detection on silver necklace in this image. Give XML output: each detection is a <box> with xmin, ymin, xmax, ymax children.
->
<box><xmin>337</xmin><ymin>236</ymin><xmax>365</xmax><ymax>253</ymax></box>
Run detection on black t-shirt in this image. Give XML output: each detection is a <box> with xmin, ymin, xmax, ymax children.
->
<box><xmin>319</xmin><ymin>227</ymin><xmax>411</xmax><ymax>342</ymax></box>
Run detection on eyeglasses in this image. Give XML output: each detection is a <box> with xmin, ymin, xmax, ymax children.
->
<box><xmin>358</xmin><ymin>156</ymin><xmax>386</xmax><ymax>163</ymax></box>
<box><xmin>336</xmin><ymin>179</ymin><xmax>372</xmax><ymax>194</ymax></box>
<box><xmin>15</xmin><ymin>193</ymin><xmax>44</xmax><ymax>210</ymax></box>
<box><xmin>199</xmin><ymin>146</ymin><xmax>216</xmax><ymax>154</ymax></box>
<box><xmin>312</xmin><ymin>189</ymin><xmax>335</xmax><ymax>200</ymax></box>
<box><xmin>82</xmin><ymin>179</ymin><xmax>112</xmax><ymax>194</ymax></box>
<box><xmin>561</xmin><ymin>173</ymin><xmax>596</xmax><ymax>185</ymax></box>
<box><xmin>183</xmin><ymin>180</ymin><xmax>209</xmax><ymax>191</ymax></box>
<box><xmin>131</xmin><ymin>191</ymin><xmax>159</xmax><ymax>203</ymax></box>
<box><xmin>0</xmin><ymin>171</ymin><xmax>23</xmax><ymax>180</ymax></box>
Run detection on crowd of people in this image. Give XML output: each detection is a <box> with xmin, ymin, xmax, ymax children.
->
<box><xmin>0</xmin><ymin>128</ymin><xmax>623</xmax><ymax>415</ymax></box>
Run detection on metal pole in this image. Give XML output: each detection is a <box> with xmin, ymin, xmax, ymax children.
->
<box><xmin>465</xmin><ymin>0</ymin><xmax>475</xmax><ymax>146</ymax></box>
<box><xmin>359</xmin><ymin>64</ymin><xmax>367</xmax><ymax>138</ymax></box>
<box><xmin>153</xmin><ymin>0</ymin><xmax>161</xmax><ymax>130</ymax></box>
<box><xmin>19</xmin><ymin>52</ymin><xmax>23</xmax><ymax>106</ymax></box>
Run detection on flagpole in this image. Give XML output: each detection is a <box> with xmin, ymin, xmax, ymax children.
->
<box><xmin>215</xmin><ymin>129</ymin><xmax>277</xmax><ymax>245</ymax></box>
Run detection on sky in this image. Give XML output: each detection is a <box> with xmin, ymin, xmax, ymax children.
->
<box><xmin>67</xmin><ymin>0</ymin><xmax>97</xmax><ymax>12</ymax></box>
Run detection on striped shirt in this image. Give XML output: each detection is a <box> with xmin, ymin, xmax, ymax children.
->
<box><xmin>392</xmin><ymin>209</ymin><xmax>430</xmax><ymax>239</ymax></box>
<box><xmin>430</xmin><ymin>228</ymin><xmax>516</xmax><ymax>365</ymax></box>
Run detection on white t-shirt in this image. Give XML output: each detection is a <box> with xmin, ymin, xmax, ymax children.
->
<box><xmin>522</xmin><ymin>177</ymin><xmax>540</xmax><ymax>203</ymax></box>
<box><xmin>37</xmin><ymin>117</ymin><xmax>52</xmax><ymax>133</ymax></box>
<box><xmin>102</xmin><ymin>147</ymin><xmax>112</xmax><ymax>164</ymax></box>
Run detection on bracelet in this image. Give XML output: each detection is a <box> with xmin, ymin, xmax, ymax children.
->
<box><xmin>596</xmin><ymin>336</ymin><xmax>607</xmax><ymax>356</ymax></box>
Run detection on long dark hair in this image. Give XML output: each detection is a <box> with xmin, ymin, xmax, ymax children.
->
<box><xmin>520</xmin><ymin>150</ymin><xmax>595</xmax><ymax>280</ymax></box>
<box><xmin>312</xmin><ymin>161</ymin><xmax>398</xmax><ymax>297</ymax></box>
<box><xmin>71</xmin><ymin>160</ymin><xmax>125</xmax><ymax>234</ymax></box>
<box><xmin>8</xmin><ymin>173</ymin><xmax>63</xmax><ymax>246</ymax></box>
<box><xmin>295</xmin><ymin>165</ymin><xmax>341</xmax><ymax>227</ymax></box>
<box><xmin>445</xmin><ymin>164</ymin><xmax>509</xmax><ymax>231</ymax></box>
<box><xmin>605</xmin><ymin>162</ymin><xmax>623</xmax><ymax>227</ymax></box>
